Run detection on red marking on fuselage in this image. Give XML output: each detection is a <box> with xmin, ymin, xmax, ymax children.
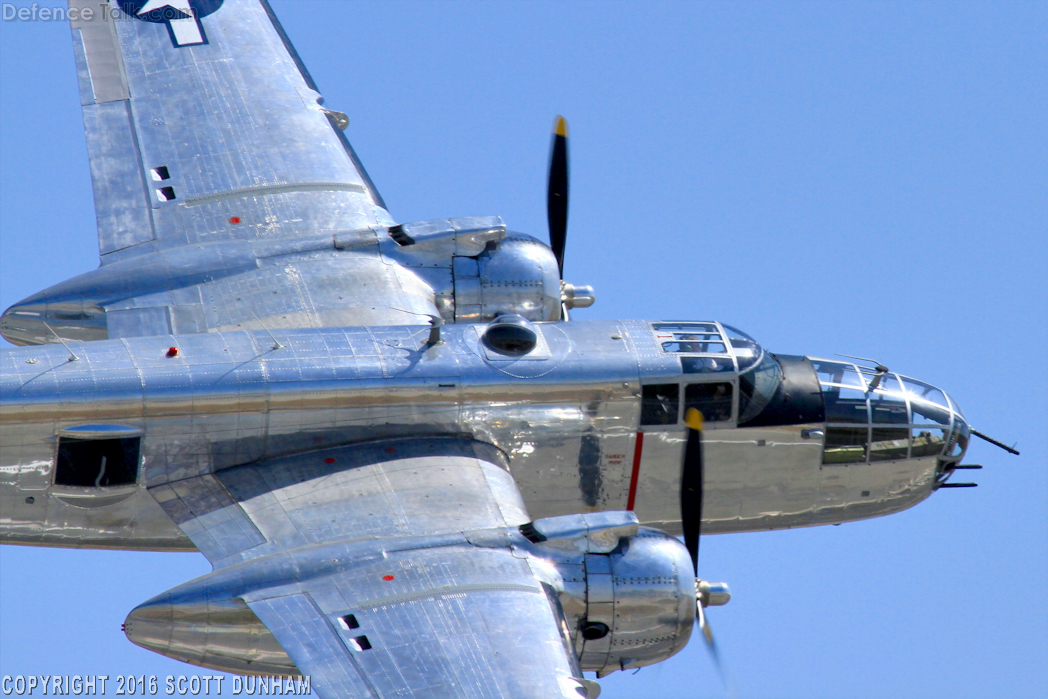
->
<box><xmin>626</xmin><ymin>432</ymin><xmax>645</xmax><ymax>511</ymax></box>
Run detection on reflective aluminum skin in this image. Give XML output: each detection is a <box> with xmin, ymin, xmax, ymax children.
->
<box><xmin>0</xmin><ymin>319</ymin><xmax>965</xmax><ymax>548</ymax></box>
<box><xmin>1</xmin><ymin>318</ymin><xmax>969</xmax><ymax>687</ymax></box>
<box><xmin>0</xmin><ymin>0</ymin><xmax>980</xmax><ymax>693</ymax></box>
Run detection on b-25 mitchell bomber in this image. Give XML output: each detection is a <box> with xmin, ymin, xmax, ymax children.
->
<box><xmin>0</xmin><ymin>1</ymin><xmax>1018</xmax><ymax>697</ymax></box>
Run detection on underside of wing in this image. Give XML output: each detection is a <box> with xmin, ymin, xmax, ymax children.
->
<box><xmin>130</xmin><ymin>437</ymin><xmax>603</xmax><ymax>698</ymax></box>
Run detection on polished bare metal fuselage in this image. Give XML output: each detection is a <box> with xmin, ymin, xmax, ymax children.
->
<box><xmin>0</xmin><ymin>319</ymin><xmax>938</xmax><ymax>551</ymax></box>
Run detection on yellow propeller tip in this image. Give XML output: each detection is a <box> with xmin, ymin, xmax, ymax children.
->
<box><xmin>686</xmin><ymin>408</ymin><xmax>705</xmax><ymax>431</ymax></box>
<box><xmin>553</xmin><ymin>115</ymin><xmax>568</xmax><ymax>137</ymax></box>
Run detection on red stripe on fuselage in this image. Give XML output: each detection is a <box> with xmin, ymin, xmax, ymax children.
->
<box><xmin>627</xmin><ymin>431</ymin><xmax>644</xmax><ymax>511</ymax></box>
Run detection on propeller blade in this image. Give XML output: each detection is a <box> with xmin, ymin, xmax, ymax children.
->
<box><xmin>683</xmin><ymin>408</ymin><xmax>732</xmax><ymax>684</ymax></box>
<box><xmin>547</xmin><ymin>115</ymin><xmax>569</xmax><ymax>277</ymax></box>
<box><xmin>696</xmin><ymin>600</ymin><xmax>722</xmax><ymax>668</ymax></box>
<box><xmin>681</xmin><ymin>407</ymin><xmax>705</xmax><ymax>576</ymax></box>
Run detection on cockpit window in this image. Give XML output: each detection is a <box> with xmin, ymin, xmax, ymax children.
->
<box><xmin>721</xmin><ymin>324</ymin><xmax>761</xmax><ymax>371</ymax></box>
<box><xmin>662</xmin><ymin>340</ymin><xmax>727</xmax><ymax>354</ymax></box>
<box><xmin>648</xmin><ymin>322</ymin><xmax>786</xmax><ymax>424</ymax></box>
<box><xmin>653</xmin><ymin>322</ymin><xmax>735</xmax><ymax>373</ymax></box>
<box><xmin>654</xmin><ymin>323</ymin><xmax>729</xmax><ymax>356</ymax></box>
<box><xmin>641</xmin><ymin>384</ymin><xmax>679</xmax><ymax>426</ymax></box>
<box><xmin>737</xmin><ymin>351</ymin><xmax>782</xmax><ymax>424</ymax></box>
<box><xmin>653</xmin><ymin>323</ymin><xmax>718</xmax><ymax>334</ymax></box>
<box><xmin>685</xmin><ymin>382</ymin><xmax>733</xmax><ymax>422</ymax></box>
<box><xmin>681</xmin><ymin>356</ymin><xmax>734</xmax><ymax>374</ymax></box>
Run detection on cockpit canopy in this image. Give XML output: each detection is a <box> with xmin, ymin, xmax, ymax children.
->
<box><xmin>651</xmin><ymin>321</ymin><xmax>783</xmax><ymax>424</ymax></box>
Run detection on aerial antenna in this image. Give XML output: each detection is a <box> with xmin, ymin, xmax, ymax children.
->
<box><xmin>390</xmin><ymin>308</ymin><xmax>443</xmax><ymax>346</ymax></box>
<box><xmin>42</xmin><ymin>321</ymin><xmax>78</xmax><ymax>362</ymax></box>
<box><xmin>836</xmin><ymin>353</ymin><xmax>888</xmax><ymax>391</ymax></box>
<box><xmin>426</xmin><ymin>315</ymin><xmax>442</xmax><ymax>346</ymax></box>
<box><xmin>248</xmin><ymin>310</ymin><xmax>283</xmax><ymax>350</ymax></box>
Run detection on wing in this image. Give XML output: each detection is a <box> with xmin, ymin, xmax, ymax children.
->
<box><xmin>134</xmin><ymin>437</ymin><xmax>596</xmax><ymax>699</ymax></box>
<box><xmin>0</xmin><ymin>0</ymin><xmax>457</xmax><ymax>346</ymax></box>
<box><xmin>70</xmin><ymin>0</ymin><xmax>387</xmax><ymax>262</ymax></box>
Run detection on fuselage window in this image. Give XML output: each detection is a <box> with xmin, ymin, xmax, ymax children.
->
<box><xmin>823</xmin><ymin>386</ymin><xmax>869</xmax><ymax>423</ymax></box>
<box><xmin>910</xmin><ymin>400</ymin><xmax>951</xmax><ymax>426</ymax></box>
<box><xmin>684</xmin><ymin>382</ymin><xmax>733</xmax><ymax>423</ymax></box>
<box><xmin>901</xmin><ymin>377</ymin><xmax>948</xmax><ymax>407</ymax></box>
<box><xmin>911</xmin><ymin>428</ymin><xmax>947</xmax><ymax>458</ymax></box>
<box><xmin>869</xmin><ymin>386</ymin><xmax>909</xmax><ymax>424</ymax></box>
<box><xmin>641</xmin><ymin>384</ymin><xmax>680</xmax><ymax>426</ymax></box>
<box><xmin>870</xmin><ymin>427</ymin><xmax>910</xmax><ymax>461</ymax></box>
<box><xmin>823</xmin><ymin>426</ymin><xmax>868</xmax><ymax>464</ymax></box>
<box><xmin>812</xmin><ymin>361</ymin><xmax>863</xmax><ymax>387</ymax></box>
<box><xmin>54</xmin><ymin>436</ymin><xmax>140</xmax><ymax>487</ymax></box>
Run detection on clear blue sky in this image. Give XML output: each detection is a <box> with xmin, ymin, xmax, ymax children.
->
<box><xmin>1</xmin><ymin>2</ymin><xmax>1045</xmax><ymax>697</ymax></box>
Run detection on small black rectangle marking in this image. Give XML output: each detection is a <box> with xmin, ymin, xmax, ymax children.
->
<box><xmin>341</xmin><ymin>614</ymin><xmax>359</xmax><ymax>629</ymax></box>
<box><xmin>350</xmin><ymin>635</ymin><xmax>372</xmax><ymax>651</ymax></box>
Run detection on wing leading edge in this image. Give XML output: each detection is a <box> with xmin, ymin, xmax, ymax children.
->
<box><xmin>131</xmin><ymin>437</ymin><xmax>597</xmax><ymax>698</ymax></box>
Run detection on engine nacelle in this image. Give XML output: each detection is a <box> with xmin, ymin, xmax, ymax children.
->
<box><xmin>384</xmin><ymin>217</ymin><xmax>591</xmax><ymax>323</ymax></box>
<box><xmin>522</xmin><ymin>512</ymin><xmax>698</xmax><ymax>676</ymax></box>
<box><xmin>125</xmin><ymin>510</ymin><xmax>694</xmax><ymax>680</ymax></box>
<box><xmin>452</xmin><ymin>232</ymin><xmax>563</xmax><ymax>323</ymax></box>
